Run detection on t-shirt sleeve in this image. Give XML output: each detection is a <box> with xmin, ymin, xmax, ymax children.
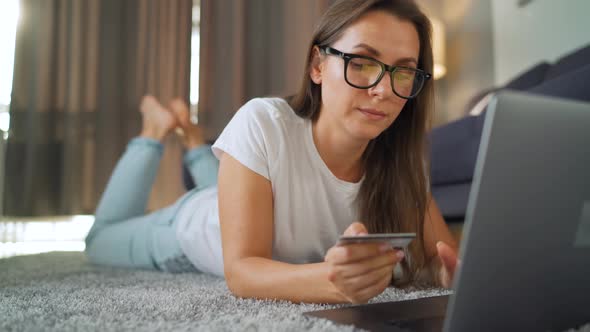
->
<box><xmin>212</xmin><ymin>98</ymin><xmax>272</xmax><ymax>180</ymax></box>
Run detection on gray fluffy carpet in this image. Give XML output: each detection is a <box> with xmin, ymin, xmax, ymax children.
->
<box><xmin>1</xmin><ymin>252</ymin><xmax>588</xmax><ymax>332</ymax></box>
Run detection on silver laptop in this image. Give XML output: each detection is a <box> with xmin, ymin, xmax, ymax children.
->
<box><xmin>304</xmin><ymin>91</ymin><xmax>590</xmax><ymax>331</ymax></box>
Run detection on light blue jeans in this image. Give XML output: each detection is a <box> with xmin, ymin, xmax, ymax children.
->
<box><xmin>85</xmin><ymin>137</ymin><xmax>219</xmax><ymax>272</ymax></box>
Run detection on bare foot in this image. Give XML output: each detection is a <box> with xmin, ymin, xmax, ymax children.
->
<box><xmin>170</xmin><ymin>98</ymin><xmax>206</xmax><ymax>149</ymax></box>
<box><xmin>139</xmin><ymin>95</ymin><xmax>178</xmax><ymax>141</ymax></box>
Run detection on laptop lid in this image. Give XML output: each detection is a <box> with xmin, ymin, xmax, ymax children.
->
<box><xmin>444</xmin><ymin>91</ymin><xmax>590</xmax><ymax>331</ymax></box>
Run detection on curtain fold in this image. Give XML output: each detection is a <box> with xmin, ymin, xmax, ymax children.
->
<box><xmin>5</xmin><ymin>0</ymin><xmax>192</xmax><ymax>216</ymax></box>
<box><xmin>6</xmin><ymin>0</ymin><xmax>335</xmax><ymax>216</ymax></box>
<box><xmin>198</xmin><ymin>0</ymin><xmax>331</xmax><ymax>139</ymax></box>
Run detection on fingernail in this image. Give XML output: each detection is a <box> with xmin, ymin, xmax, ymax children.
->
<box><xmin>396</xmin><ymin>251</ymin><xmax>405</xmax><ymax>259</ymax></box>
<box><xmin>379</xmin><ymin>243</ymin><xmax>391</xmax><ymax>253</ymax></box>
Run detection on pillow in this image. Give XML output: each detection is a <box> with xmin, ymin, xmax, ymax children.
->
<box><xmin>504</xmin><ymin>62</ymin><xmax>551</xmax><ymax>90</ymax></box>
<box><xmin>544</xmin><ymin>44</ymin><xmax>590</xmax><ymax>81</ymax></box>
<box><xmin>529</xmin><ymin>63</ymin><xmax>590</xmax><ymax>102</ymax></box>
<box><xmin>429</xmin><ymin>113</ymin><xmax>485</xmax><ymax>186</ymax></box>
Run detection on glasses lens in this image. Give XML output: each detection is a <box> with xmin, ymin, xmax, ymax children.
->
<box><xmin>345</xmin><ymin>57</ymin><xmax>383</xmax><ymax>88</ymax></box>
<box><xmin>392</xmin><ymin>68</ymin><xmax>425</xmax><ymax>98</ymax></box>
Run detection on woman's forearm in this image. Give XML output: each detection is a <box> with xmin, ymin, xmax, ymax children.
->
<box><xmin>225</xmin><ymin>257</ymin><xmax>348</xmax><ymax>304</ymax></box>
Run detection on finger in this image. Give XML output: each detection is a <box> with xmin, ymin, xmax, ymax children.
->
<box><xmin>348</xmin><ymin>267</ymin><xmax>393</xmax><ymax>304</ymax></box>
<box><xmin>326</xmin><ymin>244</ymin><xmax>382</xmax><ymax>264</ymax></box>
<box><xmin>345</xmin><ymin>262</ymin><xmax>395</xmax><ymax>293</ymax></box>
<box><xmin>436</xmin><ymin>241</ymin><xmax>458</xmax><ymax>273</ymax></box>
<box><xmin>330</xmin><ymin>250</ymin><xmax>402</xmax><ymax>280</ymax></box>
<box><xmin>343</xmin><ymin>222</ymin><xmax>368</xmax><ymax>236</ymax></box>
<box><xmin>330</xmin><ymin>243</ymin><xmax>404</xmax><ymax>264</ymax></box>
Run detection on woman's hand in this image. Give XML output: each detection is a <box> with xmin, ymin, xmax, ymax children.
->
<box><xmin>324</xmin><ymin>222</ymin><xmax>405</xmax><ymax>304</ymax></box>
<box><xmin>436</xmin><ymin>241</ymin><xmax>460</xmax><ymax>288</ymax></box>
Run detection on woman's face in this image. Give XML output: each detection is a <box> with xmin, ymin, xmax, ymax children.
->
<box><xmin>313</xmin><ymin>10</ymin><xmax>420</xmax><ymax>141</ymax></box>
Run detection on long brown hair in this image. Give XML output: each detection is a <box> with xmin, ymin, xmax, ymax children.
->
<box><xmin>289</xmin><ymin>0</ymin><xmax>434</xmax><ymax>286</ymax></box>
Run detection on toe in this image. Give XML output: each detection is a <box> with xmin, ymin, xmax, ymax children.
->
<box><xmin>140</xmin><ymin>95</ymin><xmax>163</xmax><ymax>113</ymax></box>
<box><xmin>170</xmin><ymin>98</ymin><xmax>189</xmax><ymax>112</ymax></box>
<box><xmin>170</xmin><ymin>100</ymin><xmax>190</xmax><ymax>126</ymax></box>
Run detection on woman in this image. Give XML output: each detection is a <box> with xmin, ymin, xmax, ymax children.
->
<box><xmin>85</xmin><ymin>0</ymin><xmax>459</xmax><ymax>304</ymax></box>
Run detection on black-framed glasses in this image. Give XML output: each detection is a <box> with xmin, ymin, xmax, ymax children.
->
<box><xmin>319</xmin><ymin>46</ymin><xmax>431</xmax><ymax>99</ymax></box>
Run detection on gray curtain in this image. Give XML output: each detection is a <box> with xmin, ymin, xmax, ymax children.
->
<box><xmin>5</xmin><ymin>0</ymin><xmax>192</xmax><ymax>216</ymax></box>
<box><xmin>198</xmin><ymin>0</ymin><xmax>332</xmax><ymax>139</ymax></box>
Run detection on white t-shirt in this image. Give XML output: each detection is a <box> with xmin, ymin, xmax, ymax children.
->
<box><xmin>175</xmin><ymin>97</ymin><xmax>363</xmax><ymax>277</ymax></box>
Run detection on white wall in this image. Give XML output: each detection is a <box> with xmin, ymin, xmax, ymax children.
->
<box><xmin>418</xmin><ymin>0</ymin><xmax>496</xmax><ymax>125</ymax></box>
<box><xmin>492</xmin><ymin>0</ymin><xmax>590</xmax><ymax>85</ymax></box>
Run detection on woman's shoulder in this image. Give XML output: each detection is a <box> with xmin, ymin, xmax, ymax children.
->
<box><xmin>239</xmin><ymin>97</ymin><xmax>303</xmax><ymax>124</ymax></box>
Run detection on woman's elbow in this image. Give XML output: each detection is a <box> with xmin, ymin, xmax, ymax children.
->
<box><xmin>223</xmin><ymin>264</ymin><xmax>249</xmax><ymax>298</ymax></box>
